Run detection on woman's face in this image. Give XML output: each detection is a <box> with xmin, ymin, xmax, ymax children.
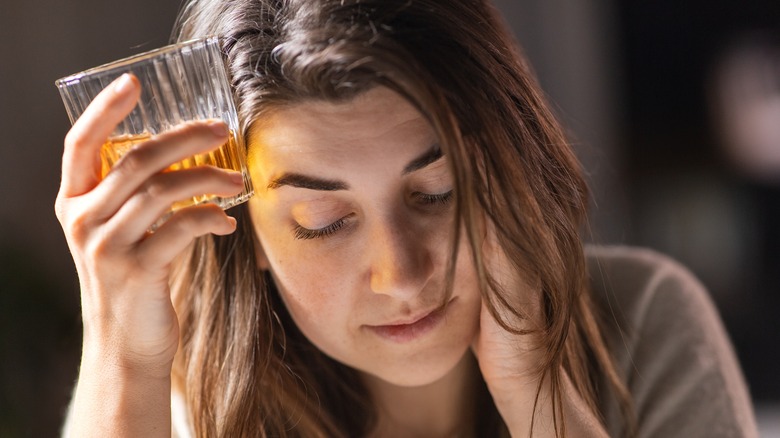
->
<box><xmin>246</xmin><ymin>87</ymin><xmax>482</xmax><ymax>387</ymax></box>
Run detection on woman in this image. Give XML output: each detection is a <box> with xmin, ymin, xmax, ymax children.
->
<box><xmin>58</xmin><ymin>0</ymin><xmax>757</xmax><ymax>436</ymax></box>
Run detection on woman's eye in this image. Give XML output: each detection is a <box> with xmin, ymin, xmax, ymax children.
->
<box><xmin>414</xmin><ymin>190</ymin><xmax>453</xmax><ymax>205</ymax></box>
<box><xmin>291</xmin><ymin>191</ymin><xmax>451</xmax><ymax>241</ymax></box>
<box><xmin>293</xmin><ymin>215</ymin><xmax>352</xmax><ymax>240</ymax></box>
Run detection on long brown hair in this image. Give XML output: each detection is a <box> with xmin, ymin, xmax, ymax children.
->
<box><xmin>170</xmin><ymin>0</ymin><xmax>634</xmax><ymax>436</ymax></box>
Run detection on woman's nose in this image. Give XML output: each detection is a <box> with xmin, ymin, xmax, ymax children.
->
<box><xmin>368</xmin><ymin>216</ymin><xmax>434</xmax><ymax>301</ymax></box>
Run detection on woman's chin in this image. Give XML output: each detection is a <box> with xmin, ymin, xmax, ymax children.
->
<box><xmin>360</xmin><ymin>346</ymin><xmax>473</xmax><ymax>389</ymax></box>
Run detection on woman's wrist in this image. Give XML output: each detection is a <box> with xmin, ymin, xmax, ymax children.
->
<box><xmin>67</xmin><ymin>355</ymin><xmax>172</xmax><ymax>437</ymax></box>
<box><xmin>80</xmin><ymin>305</ymin><xmax>179</xmax><ymax>379</ymax></box>
<box><xmin>486</xmin><ymin>373</ymin><xmax>555</xmax><ymax>437</ymax></box>
<box><xmin>486</xmin><ymin>370</ymin><xmax>609</xmax><ymax>438</ymax></box>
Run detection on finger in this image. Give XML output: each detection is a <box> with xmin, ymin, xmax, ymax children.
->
<box><xmin>135</xmin><ymin>204</ymin><xmax>237</xmax><ymax>270</ymax></box>
<box><xmin>106</xmin><ymin>165</ymin><xmax>244</xmax><ymax>242</ymax></box>
<box><xmin>89</xmin><ymin>120</ymin><xmax>230</xmax><ymax>219</ymax></box>
<box><xmin>60</xmin><ymin>74</ymin><xmax>141</xmax><ymax>198</ymax></box>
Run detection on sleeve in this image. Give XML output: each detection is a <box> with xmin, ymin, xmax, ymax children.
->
<box><xmin>616</xmin><ymin>249</ymin><xmax>759</xmax><ymax>438</ymax></box>
<box><xmin>171</xmin><ymin>390</ymin><xmax>193</xmax><ymax>438</ymax></box>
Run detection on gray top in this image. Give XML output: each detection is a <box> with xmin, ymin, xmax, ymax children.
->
<box><xmin>588</xmin><ymin>245</ymin><xmax>758</xmax><ymax>437</ymax></box>
<box><xmin>169</xmin><ymin>245</ymin><xmax>759</xmax><ymax>437</ymax></box>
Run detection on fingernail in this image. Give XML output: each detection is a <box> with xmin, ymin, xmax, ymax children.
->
<box><xmin>226</xmin><ymin>216</ymin><xmax>237</xmax><ymax>229</ymax></box>
<box><xmin>215</xmin><ymin>215</ymin><xmax>237</xmax><ymax>236</ymax></box>
<box><xmin>114</xmin><ymin>73</ymin><xmax>135</xmax><ymax>94</ymax></box>
<box><xmin>208</xmin><ymin>121</ymin><xmax>229</xmax><ymax>138</ymax></box>
<box><xmin>229</xmin><ymin>171</ymin><xmax>244</xmax><ymax>185</ymax></box>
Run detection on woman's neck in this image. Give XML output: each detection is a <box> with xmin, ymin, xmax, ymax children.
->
<box><xmin>362</xmin><ymin>352</ymin><xmax>481</xmax><ymax>438</ymax></box>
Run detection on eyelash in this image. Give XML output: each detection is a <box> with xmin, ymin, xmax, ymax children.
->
<box><xmin>293</xmin><ymin>190</ymin><xmax>453</xmax><ymax>240</ymax></box>
<box><xmin>414</xmin><ymin>189</ymin><xmax>454</xmax><ymax>205</ymax></box>
<box><xmin>294</xmin><ymin>216</ymin><xmax>350</xmax><ymax>240</ymax></box>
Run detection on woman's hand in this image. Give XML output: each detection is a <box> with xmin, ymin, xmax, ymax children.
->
<box><xmin>56</xmin><ymin>74</ymin><xmax>244</xmax><ymax>436</ymax></box>
<box><xmin>470</xmin><ymin>235</ymin><xmax>609</xmax><ymax>437</ymax></box>
<box><xmin>469</xmin><ymin>240</ymin><xmax>551</xmax><ymax>436</ymax></box>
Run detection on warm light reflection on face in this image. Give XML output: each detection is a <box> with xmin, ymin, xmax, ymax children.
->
<box><xmin>246</xmin><ymin>87</ymin><xmax>482</xmax><ymax>387</ymax></box>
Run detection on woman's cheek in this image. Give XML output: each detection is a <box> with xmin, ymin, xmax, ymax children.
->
<box><xmin>272</xmin><ymin>243</ymin><xmax>354</xmax><ymax>318</ymax></box>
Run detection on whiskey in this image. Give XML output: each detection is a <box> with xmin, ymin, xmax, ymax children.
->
<box><xmin>101</xmin><ymin>130</ymin><xmax>251</xmax><ymax>212</ymax></box>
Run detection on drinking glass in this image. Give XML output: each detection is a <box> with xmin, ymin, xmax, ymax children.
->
<box><xmin>55</xmin><ymin>36</ymin><xmax>253</xmax><ymax>223</ymax></box>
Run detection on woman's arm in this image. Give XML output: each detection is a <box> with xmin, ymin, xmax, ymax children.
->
<box><xmin>57</xmin><ymin>74</ymin><xmax>242</xmax><ymax>437</ymax></box>
<box><xmin>63</xmin><ymin>358</ymin><xmax>172</xmax><ymax>437</ymax></box>
<box><xmin>470</xmin><ymin>233</ymin><xmax>608</xmax><ymax>437</ymax></box>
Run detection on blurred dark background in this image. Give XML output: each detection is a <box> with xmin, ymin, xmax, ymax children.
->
<box><xmin>0</xmin><ymin>0</ymin><xmax>778</xmax><ymax>436</ymax></box>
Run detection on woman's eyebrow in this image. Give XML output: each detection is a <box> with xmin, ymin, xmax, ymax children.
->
<box><xmin>402</xmin><ymin>145</ymin><xmax>443</xmax><ymax>175</ymax></box>
<box><xmin>267</xmin><ymin>173</ymin><xmax>348</xmax><ymax>191</ymax></box>
<box><xmin>267</xmin><ymin>144</ymin><xmax>442</xmax><ymax>191</ymax></box>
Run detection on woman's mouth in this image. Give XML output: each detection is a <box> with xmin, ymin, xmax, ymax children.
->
<box><xmin>365</xmin><ymin>299</ymin><xmax>454</xmax><ymax>343</ymax></box>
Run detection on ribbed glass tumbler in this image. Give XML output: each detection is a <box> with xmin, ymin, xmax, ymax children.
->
<box><xmin>55</xmin><ymin>36</ymin><xmax>254</xmax><ymax>222</ymax></box>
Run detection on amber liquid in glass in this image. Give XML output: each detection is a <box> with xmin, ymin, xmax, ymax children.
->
<box><xmin>101</xmin><ymin>131</ymin><xmax>245</xmax><ymax>211</ymax></box>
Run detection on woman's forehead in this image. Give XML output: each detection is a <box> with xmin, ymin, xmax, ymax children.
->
<box><xmin>247</xmin><ymin>87</ymin><xmax>435</xmax><ymax>157</ymax></box>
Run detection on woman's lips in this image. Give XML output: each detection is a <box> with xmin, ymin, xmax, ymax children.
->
<box><xmin>365</xmin><ymin>299</ymin><xmax>453</xmax><ymax>343</ymax></box>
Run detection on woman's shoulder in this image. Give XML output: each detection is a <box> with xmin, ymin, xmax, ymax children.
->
<box><xmin>584</xmin><ymin>244</ymin><xmax>723</xmax><ymax>355</ymax></box>
<box><xmin>584</xmin><ymin>244</ymin><xmax>709</xmax><ymax>326</ymax></box>
<box><xmin>585</xmin><ymin>245</ymin><xmax>709</xmax><ymax>314</ymax></box>
<box><xmin>584</xmin><ymin>244</ymin><xmax>726</xmax><ymax>376</ymax></box>
<box><xmin>584</xmin><ymin>244</ymin><xmax>758</xmax><ymax>437</ymax></box>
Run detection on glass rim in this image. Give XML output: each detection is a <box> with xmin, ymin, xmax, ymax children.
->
<box><xmin>55</xmin><ymin>36</ymin><xmax>221</xmax><ymax>89</ymax></box>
